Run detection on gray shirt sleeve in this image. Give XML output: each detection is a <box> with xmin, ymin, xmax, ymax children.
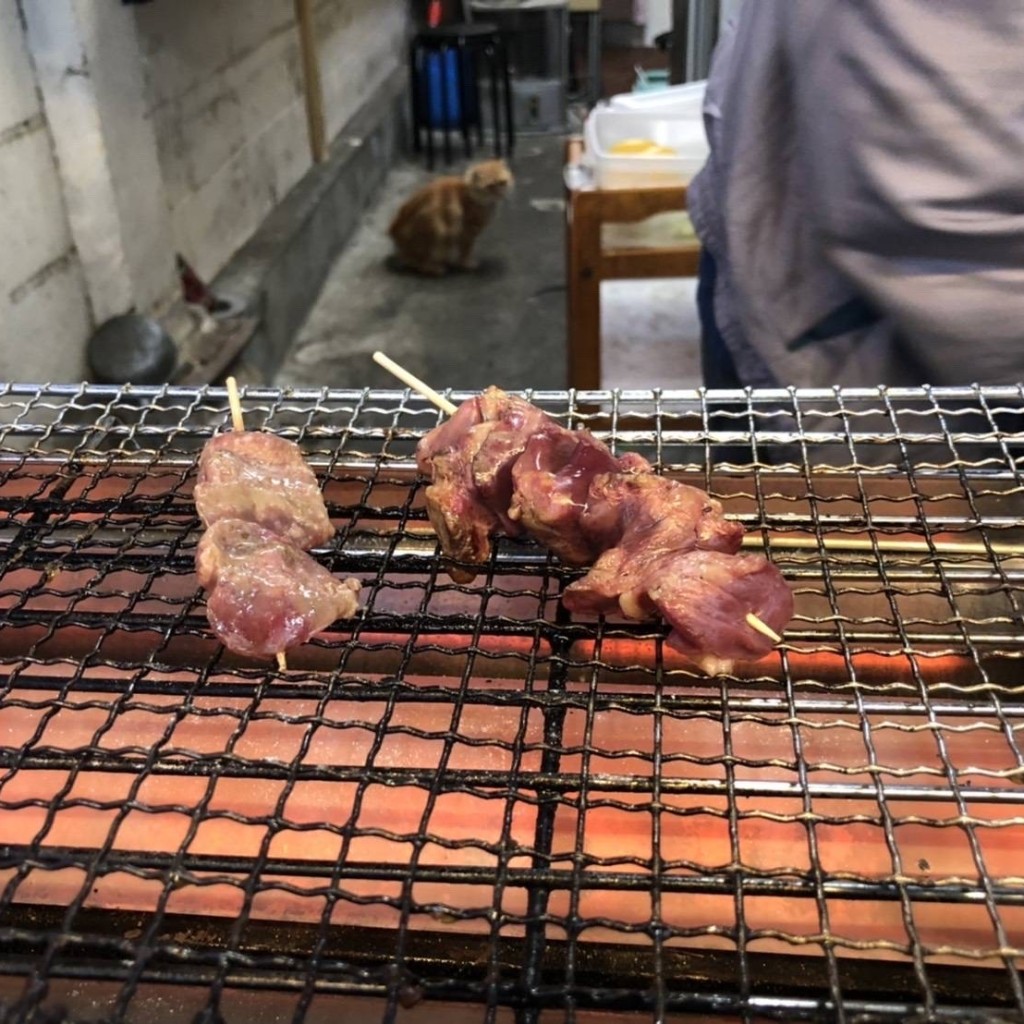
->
<box><xmin>689</xmin><ymin>0</ymin><xmax>1024</xmax><ymax>390</ymax></box>
<box><xmin>805</xmin><ymin>0</ymin><xmax>1024</xmax><ymax>384</ymax></box>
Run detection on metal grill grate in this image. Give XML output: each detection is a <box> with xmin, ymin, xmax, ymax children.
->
<box><xmin>1</xmin><ymin>382</ymin><xmax>1023</xmax><ymax>1024</ymax></box>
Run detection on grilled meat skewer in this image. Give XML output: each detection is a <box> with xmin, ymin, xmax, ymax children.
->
<box><xmin>193</xmin><ymin>380</ymin><xmax>360</xmax><ymax>664</ymax></box>
<box><xmin>415</xmin><ymin>386</ymin><xmax>792</xmax><ymax>670</ymax></box>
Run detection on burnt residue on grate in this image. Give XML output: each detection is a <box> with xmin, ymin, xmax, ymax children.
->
<box><xmin>1</xmin><ymin>383</ymin><xmax>1024</xmax><ymax>1023</ymax></box>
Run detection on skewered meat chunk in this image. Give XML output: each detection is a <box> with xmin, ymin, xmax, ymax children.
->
<box><xmin>562</xmin><ymin>474</ymin><xmax>745</xmax><ymax>619</ymax></box>
<box><xmin>650</xmin><ymin>551</ymin><xmax>795</xmax><ymax>665</ymax></box>
<box><xmin>196</xmin><ymin>519</ymin><xmax>360</xmax><ymax>659</ymax></box>
<box><xmin>510</xmin><ymin>433</ymin><xmax>651</xmax><ymax>566</ymax></box>
<box><xmin>564</xmin><ymin>547</ymin><xmax>793</xmax><ymax>663</ymax></box>
<box><xmin>579</xmin><ymin>473</ymin><xmax>743</xmax><ymax>560</ymax></box>
<box><xmin>416</xmin><ymin>387</ymin><xmax>565</xmax><ymax>569</ymax></box>
<box><xmin>418</xmin><ymin>425</ymin><xmax>514</xmax><ymax>573</ymax></box>
<box><xmin>565</xmin><ymin>501</ymin><xmax>790</xmax><ymax>669</ymax></box>
<box><xmin>414</xmin><ymin>388</ymin><xmax>793</xmax><ymax>669</ymax></box>
<box><xmin>418</xmin><ymin>386</ymin><xmax>648</xmax><ymax>571</ymax></box>
<box><xmin>415</xmin><ymin>386</ymin><xmax>557</xmax><ymax>479</ymax></box>
<box><xmin>416</xmin><ymin>392</ymin><xmax>507</xmax><ymax>568</ymax></box>
<box><xmin>195</xmin><ymin>431</ymin><xmax>333</xmax><ymax>550</ymax></box>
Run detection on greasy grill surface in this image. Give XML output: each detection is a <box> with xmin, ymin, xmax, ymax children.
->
<box><xmin>0</xmin><ymin>383</ymin><xmax>1023</xmax><ymax>1024</ymax></box>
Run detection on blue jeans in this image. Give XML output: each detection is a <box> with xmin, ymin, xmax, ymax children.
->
<box><xmin>696</xmin><ymin>248</ymin><xmax>742</xmax><ymax>390</ymax></box>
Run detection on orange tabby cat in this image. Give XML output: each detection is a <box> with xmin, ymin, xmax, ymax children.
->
<box><xmin>388</xmin><ymin>159</ymin><xmax>513</xmax><ymax>276</ymax></box>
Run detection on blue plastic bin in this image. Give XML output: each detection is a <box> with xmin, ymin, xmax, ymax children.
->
<box><xmin>424</xmin><ymin>49</ymin><xmax>462</xmax><ymax>129</ymax></box>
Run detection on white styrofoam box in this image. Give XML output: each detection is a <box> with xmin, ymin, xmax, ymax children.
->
<box><xmin>583</xmin><ymin>106</ymin><xmax>709</xmax><ymax>189</ymax></box>
<box><xmin>608</xmin><ymin>80</ymin><xmax>707</xmax><ymax>116</ymax></box>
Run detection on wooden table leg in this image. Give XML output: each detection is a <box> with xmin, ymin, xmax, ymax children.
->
<box><xmin>567</xmin><ymin>189</ymin><xmax>602</xmax><ymax>391</ymax></box>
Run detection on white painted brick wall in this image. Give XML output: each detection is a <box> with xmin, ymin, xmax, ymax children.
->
<box><xmin>0</xmin><ymin>2</ymin><xmax>39</xmax><ymax>129</ymax></box>
<box><xmin>0</xmin><ymin>0</ymin><xmax>410</xmax><ymax>381</ymax></box>
<box><xmin>2</xmin><ymin>253</ymin><xmax>91</xmax><ymax>382</ymax></box>
<box><xmin>135</xmin><ymin>0</ymin><xmax>408</xmax><ymax>281</ymax></box>
<box><xmin>0</xmin><ymin>2</ymin><xmax>91</xmax><ymax>382</ymax></box>
<box><xmin>0</xmin><ymin>125</ymin><xmax>75</xmax><ymax>295</ymax></box>
<box><xmin>318</xmin><ymin>0</ymin><xmax>407</xmax><ymax>142</ymax></box>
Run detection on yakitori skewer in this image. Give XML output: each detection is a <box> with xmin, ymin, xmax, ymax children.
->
<box><xmin>371</xmin><ymin>351</ymin><xmax>783</xmax><ymax>647</ymax></box>
<box><xmin>224</xmin><ymin>376</ymin><xmax>289</xmax><ymax>673</ymax></box>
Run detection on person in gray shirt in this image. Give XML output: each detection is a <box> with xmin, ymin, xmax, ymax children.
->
<box><xmin>688</xmin><ymin>0</ymin><xmax>1024</xmax><ymax>394</ymax></box>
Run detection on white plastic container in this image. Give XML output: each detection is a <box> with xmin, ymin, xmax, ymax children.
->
<box><xmin>583</xmin><ymin>106</ymin><xmax>709</xmax><ymax>189</ymax></box>
<box><xmin>608</xmin><ymin>80</ymin><xmax>707</xmax><ymax>116</ymax></box>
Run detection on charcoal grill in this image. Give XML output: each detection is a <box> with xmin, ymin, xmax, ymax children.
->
<box><xmin>1</xmin><ymin>382</ymin><xmax>1024</xmax><ymax>1024</ymax></box>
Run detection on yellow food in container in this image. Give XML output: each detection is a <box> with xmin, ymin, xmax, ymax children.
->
<box><xmin>609</xmin><ymin>137</ymin><xmax>679</xmax><ymax>157</ymax></box>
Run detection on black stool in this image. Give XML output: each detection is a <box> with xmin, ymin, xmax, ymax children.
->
<box><xmin>409</xmin><ymin>22</ymin><xmax>515</xmax><ymax>170</ymax></box>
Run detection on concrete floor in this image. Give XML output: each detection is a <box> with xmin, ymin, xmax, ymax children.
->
<box><xmin>276</xmin><ymin>134</ymin><xmax>703</xmax><ymax>394</ymax></box>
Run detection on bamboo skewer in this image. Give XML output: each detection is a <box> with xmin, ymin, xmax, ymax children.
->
<box><xmin>400</xmin><ymin>522</ymin><xmax>1024</xmax><ymax>560</ymax></box>
<box><xmin>371</xmin><ymin>352</ymin><xmax>783</xmax><ymax>647</ymax></box>
<box><xmin>226</xmin><ymin>375</ymin><xmax>245</xmax><ymax>433</ymax></box>
<box><xmin>225</xmin><ymin>376</ymin><xmax>288</xmax><ymax>673</ymax></box>
<box><xmin>744</xmin><ymin>614</ymin><xmax>781</xmax><ymax>644</ymax></box>
<box><xmin>373</xmin><ymin>352</ymin><xmax>458</xmax><ymax>416</ymax></box>
<box><xmin>741</xmin><ymin>535</ymin><xmax>1024</xmax><ymax>559</ymax></box>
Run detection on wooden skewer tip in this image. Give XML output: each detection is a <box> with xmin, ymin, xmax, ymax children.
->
<box><xmin>276</xmin><ymin>651</ymin><xmax>288</xmax><ymax>672</ymax></box>
<box><xmin>225</xmin><ymin>375</ymin><xmax>245</xmax><ymax>433</ymax></box>
<box><xmin>746</xmin><ymin>613</ymin><xmax>782</xmax><ymax>645</ymax></box>
<box><xmin>372</xmin><ymin>351</ymin><xmax>457</xmax><ymax>416</ymax></box>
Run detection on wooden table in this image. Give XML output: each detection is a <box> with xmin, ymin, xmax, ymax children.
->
<box><xmin>564</xmin><ymin>139</ymin><xmax>702</xmax><ymax>390</ymax></box>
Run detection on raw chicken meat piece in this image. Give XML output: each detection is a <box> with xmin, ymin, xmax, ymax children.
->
<box><xmin>196</xmin><ymin>519</ymin><xmax>360</xmax><ymax>659</ymax></box>
<box><xmin>563</xmin><ymin>545</ymin><xmax>793</xmax><ymax>670</ymax></box>
<box><xmin>510</xmin><ymin>433</ymin><xmax>651</xmax><ymax>566</ymax></box>
<box><xmin>580</xmin><ymin>472</ymin><xmax>743</xmax><ymax>564</ymax></box>
<box><xmin>650</xmin><ymin>550</ymin><xmax>795</xmax><ymax>665</ymax></box>
<box><xmin>195</xmin><ymin>431</ymin><xmax>333</xmax><ymax>550</ymax></box>
<box><xmin>418</xmin><ymin>387</ymin><xmax>650</xmax><ymax>569</ymax></box>
<box><xmin>416</xmin><ymin>387</ymin><xmax>563</xmax><ymax>572</ymax></box>
<box><xmin>563</xmin><ymin>475</ymin><xmax>744</xmax><ymax>622</ymax></box>
<box><xmin>563</xmin><ymin>477</ymin><xmax>786</xmax><ymax>667</ymax></box>
<box><xmin>416</xmin><ymin>393</ymin><xmax>502</xmax><ymax>570</ymax></box>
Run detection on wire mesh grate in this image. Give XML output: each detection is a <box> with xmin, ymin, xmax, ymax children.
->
<box><xmin>0</xmin><ymin>382</ymin><xmax>1023</xmax><ymax>1023</ymax></box>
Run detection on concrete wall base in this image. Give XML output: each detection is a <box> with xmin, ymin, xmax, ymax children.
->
<box><xmin>213</xmin><ymin>67</ymin><xmax>409</xmax><ymax>384</ymax></box>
